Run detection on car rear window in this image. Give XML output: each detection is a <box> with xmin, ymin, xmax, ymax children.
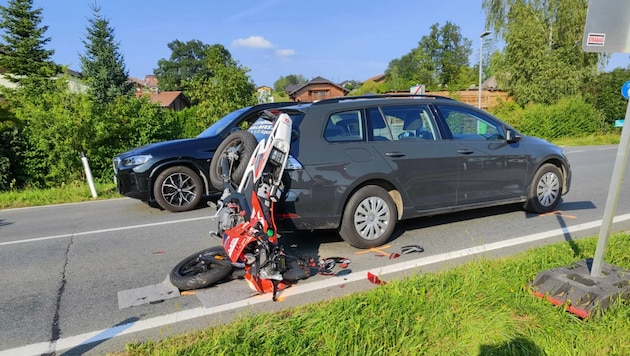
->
<box><xmin>324</xmin><ymin>110</ymin><xmax>364</xmax><ymax>142</ymax></box>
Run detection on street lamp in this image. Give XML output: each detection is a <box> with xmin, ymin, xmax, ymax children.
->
<box><xmin>478</xmin><ymin>30</ymin><xmax>491</xmax><ymax>109</ymax></box>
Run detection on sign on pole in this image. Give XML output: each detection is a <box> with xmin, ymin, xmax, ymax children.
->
<box><xmin>583</xmin><ymin>0</ymin><xmax>630</xmax><ymax>53</ymax></box>
<box><xmin>583</xmin><ymin>0</ymin><xmax>630</xmax><ymax>277</ymax></box>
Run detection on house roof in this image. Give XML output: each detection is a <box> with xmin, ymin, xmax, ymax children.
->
<box><xmin>286</xmin><ymin>76</ymin><xmax>349</xmax><ymax>95</ymax></box>
<box><xmin>130</xmin><ymin>75</ymin><xmax>158</xmax><ymax>89</ymax></box>
<box><xmin>136</xmin><ymin>91</ymin><xmax>188</xmax><ymax>107</ymax></box>
<box><xmin>364</xmin><ymin>74</ymin><xmax>386</xmax><ymax>83</ymax></box>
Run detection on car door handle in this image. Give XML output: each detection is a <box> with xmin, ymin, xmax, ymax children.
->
<box><xmin>457</xmin><ymin>149</ymin><xmax>474</xmax><ymax>155</ymax></box>
<box><xmin>386</xmin><ymin>152</ymin><xmax>406</xmax><ymax>157</ymax></box>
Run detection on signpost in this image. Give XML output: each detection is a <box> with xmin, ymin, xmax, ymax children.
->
<box><xmin>529</xmin><ymin>0</ymin><xmax>630</xmax><ymax>318</ymax></box>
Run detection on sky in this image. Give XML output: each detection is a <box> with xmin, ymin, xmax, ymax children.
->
<box><xmin>24</xmin><ymin>0</ymin><xmax>630</xmax><ymax>87</ymax></box>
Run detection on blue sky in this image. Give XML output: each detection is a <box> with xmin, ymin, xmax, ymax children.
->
<box><xmin>31</xmin><ymin>0</ymin><xmax>630</xmax><ymax>87</ymax></box>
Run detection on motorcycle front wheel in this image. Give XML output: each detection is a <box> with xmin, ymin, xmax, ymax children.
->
<box><xmin>170</xmin><ymin>246</ymin><xmax>234</xmax><ymax>291</ymax></box>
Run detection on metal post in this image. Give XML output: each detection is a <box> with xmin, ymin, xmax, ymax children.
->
<box><xmin>478</xmin><ymin>31</ymin><xmax>491</xmax><ymax>109</ymax></box>
<box><xmin>591</xmin><ymin>99</ymin><xmax>630</xmax><ymax>276</ymax></box>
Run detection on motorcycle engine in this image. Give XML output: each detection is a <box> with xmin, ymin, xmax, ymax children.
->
<box><xmin>216</xmin><ymin>203</ymin><xmax>245</xmax><ymax>234</ymax></box>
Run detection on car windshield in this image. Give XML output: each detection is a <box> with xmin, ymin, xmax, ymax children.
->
<box><xmin>197</xmin><ymin>106</ymin><xmax>251</xmax><ymax>138</ymax></box>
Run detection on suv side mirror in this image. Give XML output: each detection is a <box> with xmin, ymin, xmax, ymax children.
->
<box><xmin>506</xmin><ymin>129</ymin><xmax>521</xmax><ymax>143</ymax></box>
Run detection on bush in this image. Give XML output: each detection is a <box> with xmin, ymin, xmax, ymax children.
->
<box><xmin>516</xmin><ymin>96</ymin><xmax>606</xmax><ymax>140</ymax></box>
<box><xmin>3</xmin><ymin>77</ymin><xmax>185</xmax><ymax>189</ymax></box>
<box><xmin>488</xmin><ymin>100</ymin><xmax>524</xmax><ymax>129</ymax></box>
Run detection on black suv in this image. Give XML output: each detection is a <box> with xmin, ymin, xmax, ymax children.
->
<box><xmin>213</xmin><ymin>94</ymin><xmax>571</xmax><ymax>248</ymax></box>
<box><xmin>112</xmin><ymin>102</ymin><xmax>300</xmax><ymax>212</ymax></box>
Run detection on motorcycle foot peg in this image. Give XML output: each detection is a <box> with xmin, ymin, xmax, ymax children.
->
<box><xmin>209</xmin><ymin>231</ymin><xmax>221</xmax><ymax>240</ymax></box>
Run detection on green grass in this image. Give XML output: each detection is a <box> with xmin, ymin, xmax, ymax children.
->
<box><xmin>118</xmin><ymin>234</ymin><xmax>630</xmax><ymax>356</ymax></box>
<box><xmin>0</xmin><ymin>181</ymin><xmax>119</xmax><ymax>209</ymax></box>
<box><xmin>551</xmin><ymin>132</ymin><xmax>621</xmax><ymax>146</ymax></box>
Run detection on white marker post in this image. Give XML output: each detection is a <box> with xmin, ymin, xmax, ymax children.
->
<box><xmin>81</xmin><ymin>152</ymin><xmax>98</xmax><ymax>198</ymax></box>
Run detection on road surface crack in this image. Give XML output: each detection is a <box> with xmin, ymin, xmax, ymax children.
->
<box><xmin>43</xmin><ymin>234</ymin><xmax>73</xmax><ymax>356</ymax></box>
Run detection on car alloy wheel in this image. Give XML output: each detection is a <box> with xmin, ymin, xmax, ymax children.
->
<box><xmin>154</xmin><ymin>166</ymin><xmax>203</xmax><ymax>212</ymax></box>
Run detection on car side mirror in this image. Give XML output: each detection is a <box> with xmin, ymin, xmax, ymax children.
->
<box><xmin>506</xmin><ymin>129</ymin><xmax>521</xmax><ymax>143</ymax></box>
<box><xmin>291</xmin><ymin>129</ymin><xmax>299</xmax><ymax>142</ymax></box>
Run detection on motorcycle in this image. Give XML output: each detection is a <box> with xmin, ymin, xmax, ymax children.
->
<box><xmin>170</xmin><ymin>110</ymin><xmax>321</xmax><ymax>301</ymax></box>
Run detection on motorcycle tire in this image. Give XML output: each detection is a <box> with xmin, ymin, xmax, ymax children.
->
<box><xmin>209</xmin><ymin>130</ymin><xmax>258</xmax><ymax>191</ymax></box>
<box><xmin>170</xmin><ymin>246</ymin><xmax>234</xmax><ymax>291</ymax></box>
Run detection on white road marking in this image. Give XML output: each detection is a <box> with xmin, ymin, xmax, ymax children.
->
<box><xmin>3</xmin><ymin>213</ymin><xmax>629</xmax><ymax>356</ymax></box>
<box><xmin>0</xmin><ymin>216</ymin><xmax>211</xmax><ymax>247</ymax></box>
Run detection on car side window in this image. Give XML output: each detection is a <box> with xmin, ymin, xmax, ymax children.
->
<box><xmin>323</xmin><ymin>110</ymin><xmax>364</xmax><ymax>142</ymax></box>
<box><xmin>436</xmin><ymin>105</ymin><xmax>504</xmax><ymax>141</ymax></box>
<box><xmin>380</xmin><ymin>105</ymin><xmax>436</xmax><ymax>141</ymax></box>
<box><xmin>365</xmin><ymin>107</ymin><xmax>393</xmax><ymax>141</ymax></box>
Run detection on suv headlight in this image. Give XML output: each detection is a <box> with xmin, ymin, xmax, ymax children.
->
<box><xmin>121</xmin><ymin>154</ymin><xmax>153</xmax><ymax>167</ymax></box>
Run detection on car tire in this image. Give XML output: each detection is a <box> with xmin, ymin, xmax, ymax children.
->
<box><xmin>524</xmin><ymin>163</ymin><xmax>563</xmax><ymax>213</ymax></box>
<box><xmin>169</xmin><ymin>246</ymin><xmax>234</xmax><ymax>291</ymax></box>
<box><xmin>209</xmin><ymin>130</ymin><xmax>258</xmax><ymax>190</ymax></box>
<box><xmin>339</xmin><ymin>185</ymin><xmax>397</xmax><ymax>249</ymax></box>
<box><xmin>153</xmin><ymin>166</ymin><xmax>203</xmax><ymax>212</ymax></box>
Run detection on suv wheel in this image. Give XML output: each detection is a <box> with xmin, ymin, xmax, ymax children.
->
<box><xmin>153</xmin><ymin>166</ymin><xmax>203</xmax><ymax>212</ymax></box>
<box><xmin>339</xmin><ymin>185</ymin><xmax>397</xmax><ymax>249</ymax></box>
<box><xmin>524</xmin><ymin>163</ymin><xmax>562</xmax><ymax>213</ymax></box>
<box><xmin>209</xmin><ymin>130</ymin><xmax>258</xmax><ymax>190</ymax></box>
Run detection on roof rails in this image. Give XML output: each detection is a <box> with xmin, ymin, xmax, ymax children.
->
<box><xmin>311</xmin><ymin>93</ymin><xmax>454</xmax><ymax>105</ymax></box>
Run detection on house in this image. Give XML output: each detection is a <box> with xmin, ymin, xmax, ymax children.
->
<box><xmin>130</xmin><ymin>75</ymin><xmax>159</xmax><ymax>93</ymax></box>
<box><xmin>136</xmin><ymin>91</ymin><xmax>190</xmax><ymax>111</ymax></box>
<box><xmin>286</xmin><ymin>76</ymin><xmax>349</xmax><ymax>102</ymax></box>
<box><xmin>256</xmin><ymin>85</ymin><xmax>274</xmax><ymax>103</ymax></box>
<box><xmin>364</xmin><ymin>73</ymin><xmax>386</xmax><ymax>83</ymax></box>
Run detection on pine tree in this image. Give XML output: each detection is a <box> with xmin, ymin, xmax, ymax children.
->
<box><xmin>80</xmin><ymin>4</ymin><xmax>132</xmax><ymax>105</ymax></box>
<box><xmin>0</xmin><ymin>0</ymin><xmax>58</xmax><ymax>81</ymax></box>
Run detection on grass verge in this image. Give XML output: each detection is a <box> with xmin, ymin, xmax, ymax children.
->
<box><xmin>118</xmin><ymin>234</ymin><xmax>630</xmax><ymax>356</ymax></box>
<box><xmin>0</xmin><ymin>181</ymin><xmax>119</xmax><ymax>209</ymax></box>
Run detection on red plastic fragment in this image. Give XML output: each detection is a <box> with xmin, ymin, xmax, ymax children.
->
<box><xmin>367</xmin><ymin>272</ymin><xmax>387</xmax><ymax>285</ymax></box>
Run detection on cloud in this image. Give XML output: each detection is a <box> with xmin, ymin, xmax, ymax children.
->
<box><xmin>231</xmin><ymin>36</ymin><xmax>274</xmax><ymax>49</ymax></box>
<box><xmin>275</xmin><ymin>49</ymin><xmax>296</xmax><ymax>57</ymax></box>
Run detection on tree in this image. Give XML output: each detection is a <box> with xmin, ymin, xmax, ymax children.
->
<box><xmin>482</xmin><ymin>0</ymin><xmax>600</xmax><ymax>105</ymax></box>
<box><xmin>385</xmin><ymin>22</ymin><xmax>472</xmax><ymax>91</ymax></box>
<box><xmin>273</xmin><ymin>74</ymin><xmax>307</xmax><ymax>96</ymax></box>
<box><xmin>154</xmin><ymin>39</ymin><xmax>214</xmax><ymax>92</ymax></box>
<box><xmin>79</xmin><ymin>4</ymin><xmax>132</xmax><ymax>106</ymax></box>
<box><xmin>0</xmin><ymin>0</ymin><xmax>58</xmax><ymax>81</ymax></box>
<box><xmin>183</xmin><ymin>44</ymin><xmax>256</xmax><ymax>133</ymax></box>
<box><xmin>584</xmin><ymin>68</ymin><xmax>630</xmax><ymax>126</ymax></box>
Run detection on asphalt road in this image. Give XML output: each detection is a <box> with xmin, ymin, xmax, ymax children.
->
<box><xmin>2</xmin><ymin>145</ymin><xmax>630</xmax><ymax>355</ymax></box>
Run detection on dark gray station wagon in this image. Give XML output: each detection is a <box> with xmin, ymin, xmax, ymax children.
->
<box><xmin>228</xmin><ymin>94</ymin><xmax>571</xmax><ymax>248</ymax></box>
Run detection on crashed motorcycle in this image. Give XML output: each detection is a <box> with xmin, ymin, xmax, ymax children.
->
<box><xmin>170</xmin><ymin>110</ymin><xmax>323</xmax><ymax>300</ymax></box>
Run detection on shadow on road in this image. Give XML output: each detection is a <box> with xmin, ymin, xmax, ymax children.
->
<box><xmin>58</xmin><ymin>317</ymin><xmax>140</xmax><ymax>356</ymax></box>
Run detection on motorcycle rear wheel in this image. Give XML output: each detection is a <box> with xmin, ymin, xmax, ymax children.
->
<box><xmin>170</xmin><ymin>246</ymin><xmax>234</xmax><ymax>291</ymax></box>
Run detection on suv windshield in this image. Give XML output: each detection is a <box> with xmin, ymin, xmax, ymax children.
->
<box><xmin>197</xmin><ymin>106</ymin><xmax>251</xmax><ymax>138</ymax></box>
